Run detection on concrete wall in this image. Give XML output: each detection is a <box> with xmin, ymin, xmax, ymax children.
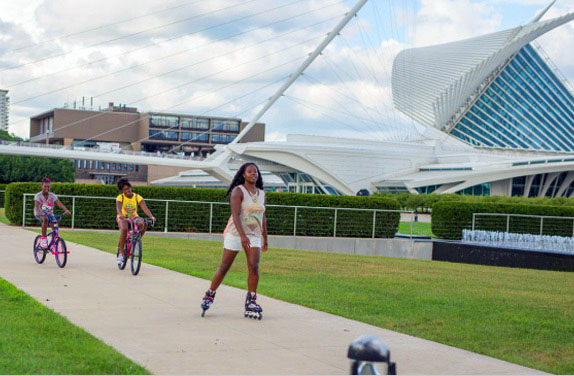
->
<box><xmin>147</xmin><ymin>232</ymin><xmax>433</xmax><ymax>261</ymax></box>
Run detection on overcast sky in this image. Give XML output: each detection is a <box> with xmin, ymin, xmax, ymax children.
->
<box><xmin>1</xmin><ymin>0</ymin><xmax>573</xmax><ymax>142</ymax></box>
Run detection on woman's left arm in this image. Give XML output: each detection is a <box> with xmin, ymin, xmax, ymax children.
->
<box><xmin>139</xmin><ymin>199</ymin><xmax>156</xmax><ymax>222</ymax></box>
<box><xmin>262</xmin><ymin>195</ymin><xmax>268</xmax><ymax>252</ymax></box>
<box><xmin>262</xmin><ymin>214</ymin><xmax>268</xmax><ymax>252</ymax></box>
<box><xmin>56</xmin><ymin>199</ymin><xmax>71</xmax><ymax>215</ymax></box>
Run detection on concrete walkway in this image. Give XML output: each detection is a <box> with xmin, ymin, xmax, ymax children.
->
<box><xmin>0</xmin><ymin>224</ymin><xmax>544</xmax><ymax>375</ymax></box>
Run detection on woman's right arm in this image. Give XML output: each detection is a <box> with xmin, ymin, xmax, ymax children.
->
<box><xmin>116</xmin><ymin>200</ymin><xmax>125</xmax><ymax>219</ymax></box>
<box><xmin>230</xmin><ymin>187</ymin><xmax>250</xmax><ymax>250</ymax></box>
<box><xmin>35</xmin><ymin>200</ymin><xmax>43</xmax><ymax>216</ymax></box>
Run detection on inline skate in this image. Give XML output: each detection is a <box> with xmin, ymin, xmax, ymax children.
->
<box><xmin>200</xmin><ymin>289</ymin><xmax>216</xmax><ymax>317</ymax></box>
<box><xmin>244</xmin><ymin>292</ymin><xmax>263</xmax><ymax>320</ymax></box>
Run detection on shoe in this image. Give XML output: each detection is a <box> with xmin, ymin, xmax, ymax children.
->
<box><xmin>40</xmin><ymin>237</ymin><xmax>48</xmax><ymax>249</ymax></box>
<box><xmin>117</xmin><ymin>254</ymin><xmax>125</xmax><ymax>264</ymax></box>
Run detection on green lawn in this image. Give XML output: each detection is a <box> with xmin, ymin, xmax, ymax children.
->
<box><xmin>59</xmin><ymin>230</ymin><xmax>574</xmax><ymax>374</ymax></box>
<box><xmin>0</xmin><ymin>277</ymin><xmax>149</xmax><ymax>374</ymax></box>
<box><xmin>0</xmin><ymin>208</ymin><xmax>9</xmax><ymax>225</ymax></box>
<box><xmin>398</xmin><ymin>221</ymin><xmax>434</xmax><ymax>237</ymax></box>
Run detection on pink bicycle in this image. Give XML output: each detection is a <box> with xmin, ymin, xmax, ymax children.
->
<box><xmin>117</xmin><ymin>217</ymin><xmax>154</xmax><ymax>275</ymax></box>
<box><xmin>33</xmin><ymin>214</ymin><xmax>69</xmax><ymax>268</ymax></box>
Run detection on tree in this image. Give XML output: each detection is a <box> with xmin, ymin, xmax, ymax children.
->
<box><xmin>0</xmin><ymin>155</ymin><xmax>75</xmax><ymax>183</ymax></box>
<box><xmin>0</xmin><ymin>129</ymin><xmax>23</xmax><ymax>142</ymax></box>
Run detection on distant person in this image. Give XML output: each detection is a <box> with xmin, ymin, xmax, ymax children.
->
<box><xmin>115</xmin><ymin>178</ymin><xmax>156</xmax><ymax>265</ymax></box>
<box><xmin>200</xmin><ymin>163</ymin><xmax>268</xmax><ymax>320</ymax></box>
<box><xmin>35</xmin><ymin>178</ymin><xmax>71</xmax><ymax>249</ymax></box>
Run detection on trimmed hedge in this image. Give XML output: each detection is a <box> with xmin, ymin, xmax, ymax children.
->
<box><xmin>376</xmin><ymin>192</ymin><xmax>574</xmax><ymax>213</ymax></box>
<box><xmin>0</xmin><ymin>184</ymin><xmax>6</xmax><ymax>208</ymax></box>
<box><xmin>432</xmin><ymin>201</ymin><xmax>574</xmax><ymax>240</ymax></box>
<box><xmin>5</xmin><ymin>183</ymin><xmax>400</xmax><ymax>238</ymax></box>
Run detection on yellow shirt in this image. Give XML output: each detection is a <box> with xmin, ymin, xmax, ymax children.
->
<box><xmin>116</xmin><ymin>193</ymin><xmax>143</xmax><ymax>218</ymax></box>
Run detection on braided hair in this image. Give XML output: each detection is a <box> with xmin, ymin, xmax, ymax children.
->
<box><xmin>225</xmin><ymin>163</ymin><xmax>263</xmax><ymax>199</ymax></box>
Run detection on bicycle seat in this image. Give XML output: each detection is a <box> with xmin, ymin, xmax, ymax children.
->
<box><xmin>347</xmin><ymin>335</ymin><xmax>390</xmax><ymax>363</ymax></box>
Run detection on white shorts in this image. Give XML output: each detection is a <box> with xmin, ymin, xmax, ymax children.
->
<box><xmin>223</xmin><ymin>234</ymin><xmax>262</xmax><ymax>251</ymax></box>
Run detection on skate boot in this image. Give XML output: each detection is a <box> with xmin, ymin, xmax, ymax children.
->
<box><xmin>244</xmin><ymin>292</ymin><xmax>263</xmax><ymax>320</ymax></box>
<box><xmin>200</xmin><ymin>289</ymin><xmax>216</xmax><ymax>317</ymax></box>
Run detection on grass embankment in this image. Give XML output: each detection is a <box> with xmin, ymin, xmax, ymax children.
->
<box><xmin>0</xmin><ymin>277</ymin><xmax>149</xmax><ymax>374</ymax></box>
<box><xmin>0</xmin><ymin>208</ymin><xmax>9</xmax><ymax>225</ymax></box>
<box><xmin>398</xmin><ymin>221</ymin><xmax>434</xmax><ymax>237</ymax></box>
<box><xmin>60</xmin><ymin>231</ymin><xmax>574</xmax><ymax>374</ymax></box>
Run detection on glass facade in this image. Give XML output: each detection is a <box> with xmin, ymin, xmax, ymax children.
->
<box><xmin>211</xmin><ymin>134</ymin><xmax>235</xmax><ymax>143</ymax></box>
<box><xmin>456</xmin><ymin>183</ymin><xmax>490</xmax><ymax>196</ymax></box>
<box><xmin>181</xmin><ymin>117</ymin><xmax>210</xmax><ymax>129</ymax></box>
<box><xmin>212</xmin><ymin>119</ymin><xmax>240</xmax><ymax>132</ymax></box>
<box><xmin>511</xmin><ymin>172</ymin><xmax>574</xmax><ymax>197</ymax></box>
<box><xmin>451</xmin><ymin>44</ymin><xmax>574</xmax><ymax>152</ymax></box>
<box><xmin>277</xmin><ymin>172</ymin><xmax>342</xmax><ymax>195</ymax></box>
<box><xmin>149</xmin><ymin>130</ymin><xmax>178</xmax><ymax>140</ymax></box>
<box><xmin>150</xmin><ymin>114</ymin><xmax>178</xmax><ymax>128</ymax></box>
<box><xmin>181</xmin><ymin>132</ymin><xmax>209</xmax><ymax>142</ymax></box>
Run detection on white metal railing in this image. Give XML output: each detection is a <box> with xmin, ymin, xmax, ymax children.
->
<box><xmin>22</xmin><ymin>193</ymin><xmax>415</xmax><ymax>239</ymax></box>
<box><xmin>472</xmin><ymin>212</ymin><xmax>574</xmax><ymax>237</ymax></box>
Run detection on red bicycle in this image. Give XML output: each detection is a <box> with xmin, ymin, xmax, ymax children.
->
<box><xmin>117</xmin><ymin>218</ymin><xmax>154</xmax><ymax>275</ymax></box>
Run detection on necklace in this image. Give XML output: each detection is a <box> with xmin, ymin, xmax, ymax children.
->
<box><xmin>245</xmin><ymin>185</ymin><xmax>259</xmax><ymax>202</ymax></box>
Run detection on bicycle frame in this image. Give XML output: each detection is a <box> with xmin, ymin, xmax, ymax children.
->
<box><xmin>124</xmin><ymin>218</ymin><xmax>143</xmax><ymax>257</ymax></box>
<box><xmin>44</xmin><ymin>215</ymin><xmax>67</xmax><ymax>256</ymax></box>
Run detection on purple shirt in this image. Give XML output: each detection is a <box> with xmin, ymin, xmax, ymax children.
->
<box><xmin>34</xmin><ymin>192</ymin><xmax>59</xmax><ymax>216</ymax></box>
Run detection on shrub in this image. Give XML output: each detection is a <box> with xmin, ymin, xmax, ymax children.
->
<box><xmin>375</xmin><ymin>192</ymin><xmax>574</xmax><ymax>212</ymax></box>
<box><xmin>432</xmin><ymin>201</ymin><xmax>574</xmax><ymax>240</ymax></box>
<box><xmin>5</xmin><ymin>183</ymin><xmax>401</xmax><ymax>238</ymax></box>
<box><xmin>0</xmin><ymin>183</ymin><xmax>6</xmax><ymax>208</ymax></box>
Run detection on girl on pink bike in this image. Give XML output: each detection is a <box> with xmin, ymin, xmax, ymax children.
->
<box><xmin>35</xmin><ymin>177</ymin><xmax>71</xmax><ymax>249</ymax></box>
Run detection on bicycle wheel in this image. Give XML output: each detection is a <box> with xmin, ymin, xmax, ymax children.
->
<box><xmin>117</xmin><ymin>243</ymin><xmax>128</xmax><ymax>270</ymax></box>
<box><xmin>131</xmin><ymin>237</ymin><xmax>142</xmax><ymax>276</ymax></box>
<box><xmin>33</xmin><ymin>235</ymin><xmax>46</xmax><ymax>264</ymax></box>
<box><xmin>55</xmin><ymin>238</ymin><xmax>67</xmax><ymax>268</ymax></box>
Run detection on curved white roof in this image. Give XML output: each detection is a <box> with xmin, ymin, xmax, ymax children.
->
<box><xmin>392</xmin><ymin>12</ymin><xmax>574</xmax><ymax>132</ymax></box>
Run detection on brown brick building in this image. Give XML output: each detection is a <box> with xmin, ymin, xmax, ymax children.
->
<box><xmin>30</xmin><ymin>103</ymin><xmax>265</xmax><ymax>185</ymax></box>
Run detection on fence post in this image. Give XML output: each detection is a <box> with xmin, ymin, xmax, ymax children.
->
<box><xmin>472</xmin><ymin>213</ymin><xmax>476</xmax><ymax>231</ymax></box>
<box><xmin>371</xmin><ymin>211</ymin><xmax>376</xmax><ymax>238</ymax></box>
<box><xmin>410</xmin><ymin>212</ymin><xmax>414</xmax><ymax>240</ymax></box>
<box><xmin>540</xmin><ymin>217</ymin><xmax>544</xmax><ymax>236</ymax></box>
<box><xmin>209</xmin><ymin>203</ymin><xmax>213</xmax><ymax>234</ymax></box>
<box><xmin>22</xmin><ymin>195</ymin><xmax>26</xmax><ymax>227</ymax></box>
<box><xmin>164</xmin><ymin>201</ymin><xmax>169</xmax><ymax>233</ymax></box>
<box><xmin>293</xmin><ymin>207</ymin><xmax>298</xmax><ymax>236</ymax></box>
<box><xmin>506</xmin><ymin>214</ymin><xmax>510</xmax><ymax>233</ymax></box>
<box><xmin>333</xmin><ymin>208</ymin><xmax>338</xmax><ymax>237</ymax></box>
<box><xmin>71</xmin><ymin>197</ymin><xmax>76</xmax><ymax>230</ymax></box>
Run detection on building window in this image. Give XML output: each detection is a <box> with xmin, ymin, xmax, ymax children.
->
<box><xmin>149</xmin><ymin>114</ymin><xmax>179</xmax><ymax>128</ymax></box>
<box><xmin>135</xmin><ymin>165</ymin><xmax>139</xmax><ymax>172</ymax></box>
<box><xmin>149</xmin><ymin>130</ymin><xmax>178</xmax><ymax>140</ymax></box>
<box><xmin>118</xmin><ymin>163</ymin><xmax>122</xmax><ymax>171</ymax></box>
<box><xmin>130</xmin><ymin>164</ymin><xmax>134</xmax><ymax>171</ymax></box>
<box><xmin>100</xmin><ymin>161</ymin><xmax>105</xmax><ymax>170</ymax></box>
<box><xmin>181</xmin><ymin>117</ymin><xmax>210</xmax><ymax>129</ymax></box>
<box><xmin>181</xmin><ymin>132</ymin><xmax>209</xmax><ymax>142</ymax></box>
<box><xmin>124</xmin><ymin>163</ymin><xmax>128</xmax><ymax>171</ymax></box>
<box><xmin>196</xmin><ymin>118</ymin><xmax>209</xmax><ymax>129</ymax></box>
<box><xmin>212</xmin><ymin>119</ymin><xmax>240</xmax><ymax>132</ymax></box>
<box><xmin>211</xmin><ymin>134</ymin><xmax>236</xmax><ymax>143</ymax></box>
<box><xmin>89</xmin><ymin>160</ymin><xmax>93</xmax><ymax>169</ymax></box>
<box><xmin>83</xmin><ymin>160</ymin><xmax>87</xmax><ymax>168</ymax></box>
<box><xmin>112</xmin><ymin>163</ymin><xmax>116</xmax><ymax>170</ymax></box>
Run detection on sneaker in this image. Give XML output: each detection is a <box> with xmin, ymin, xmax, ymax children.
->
<box><xmin>116</xmin><ymin>254</ymin><xmax>125</xmax><ymax>264</ymax></box>
<box><xmin>40</xmin><ymin>237</ymin><xmax>48</xmax><ymax>249</ymax></box>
